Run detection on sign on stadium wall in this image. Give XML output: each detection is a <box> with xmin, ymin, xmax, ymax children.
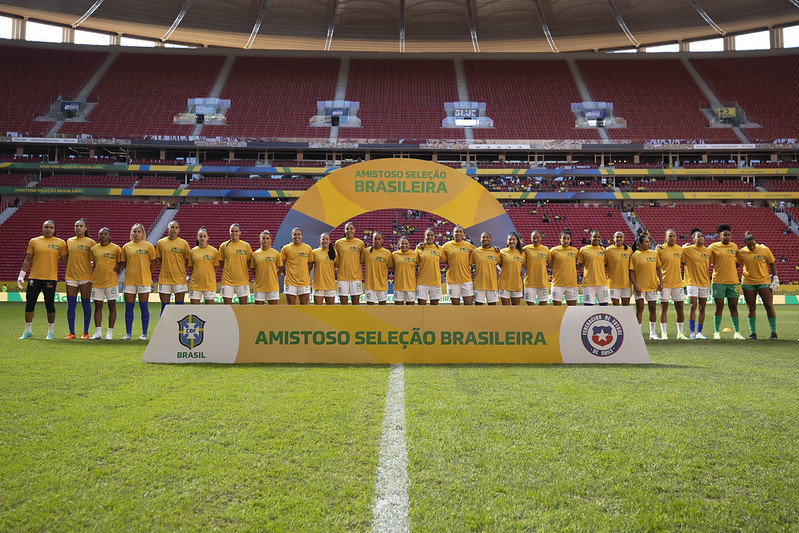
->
<box><xmin>142</xmin><ymin>305</ymin><xmax>650</xmax><ymax>364</ymax></box>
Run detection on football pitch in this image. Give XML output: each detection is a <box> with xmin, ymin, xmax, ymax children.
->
<box><xmin>1</xmin><ymin>302</ymin><xmax>798</xmax><ymax>531</ymax></box>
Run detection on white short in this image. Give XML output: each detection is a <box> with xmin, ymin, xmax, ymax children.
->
<box><xmin>610</xmin><ymin>287</ymin><xmax>633</xmax><ymax>300</ymax></box>
<box><xmin>583</xmin><ymin>285</ymin><xmax>610</xmax><ymax>305</ymax></box>
<box><xmin>158</xmin><ymin>283</ymin><xmax>188</xmax><ymax>294</ymax></box>
<box><xmin>365</xmin><ymin>290</ymin><xmax>388</xmax><ymax>303</ymax></box>
<box><xmin>91</xmin><ymin>286</ymin><xmax>118</xmax><ymax>302</ymax></box>
<box><xmin>284</xmin><ymin>285</ymin><xmax>311</xmax><ymax>296</ymax></box>
<box><xmin>635</xmin><ymin>290</ymin><xmax>660</xmax><ymax>302</ymax></box>
<box><xmin>498</xmin><ymin>289</ymin><xmax>523</xmax><ymax>299</ymax></box>
<box><xmin>189</xmin><ymin>290</ymin><xmax>216</xmax><ymax>301</ymax></box>
<box><xmin>475</xmin><ymin>290</ymin><xmax>498</xmax><ymax>304</ymax></box>
<box><xmin>686</xmin><ymin>286</ymin><xmax>711</xmax><ymax>299</ymax></box>
<box><xmin>313</xmin><ymin>289</ymin><xmax>337</xmax><ymax>298</ymax></box>
<box><xmin>337</xmin><ymin>280</ymin><xmax>363</xmax><ymax>296</ymax></box>
<box><xmin>65</xmin><ymin>279</ymin><xmax>91</xmax><ymax>287</ymax></box>
<box><xmin>447</xmin><ymin>282</ymin><xmax>474</xmax><ymax>298</ymax></box>
<box><xmin>123</xmin><ymin>284</ymin><xmax>152</xmax><ymax>294</ymax></box>
<box><xmin>221</xmin><ymin>285</ymin><xmax>250</xmax><ymax>298</ymax></box>
<box><xmin>660</xmin><ymin>287</ymin><xmax>685</xmax><ymax>303</ymax></box>
<box><xmin>393</xmin><ymin>290</ymin><xmax>416</xmax><ymax>302</ymax></box>
<box><xmin>416</xmin><ymin>285</ymin><xmax>442</xmax><ymax>301</ymax></box>
<box><xmin>524</xmin><ymin>287</ymin><xmax>550</xmax><ymax>304</ymax></box>
<box><xmin>551</xmin><ymin>286</ymin><xmax>579</xmax><ymax>302</ymax></box>
<box><xmin>254</xmin><ymin>291</ymin><xmax>280</xmax><ymax>302</ymax></box>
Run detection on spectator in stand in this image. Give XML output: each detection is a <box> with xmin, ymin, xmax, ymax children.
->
<box><xmin>17</xmin><ymin>220</ymin><xmax>67</xmax><ymax>340</ymax></box>
<box><xmin>64</xmin><ymin>218</ymin><xmax>96</xmax><ymax>340</ymax></box>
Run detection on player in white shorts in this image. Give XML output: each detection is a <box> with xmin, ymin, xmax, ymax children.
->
<box><xmin>657</xmin><ymin>229</ymin><xmax>687</xmax><ymax>340</ymax></box>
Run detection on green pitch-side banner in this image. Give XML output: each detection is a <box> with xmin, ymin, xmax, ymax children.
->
<box><xmin>142</xmin><ymin>305</ymin><xmax>650</xmax><ymax>364</ymax></box>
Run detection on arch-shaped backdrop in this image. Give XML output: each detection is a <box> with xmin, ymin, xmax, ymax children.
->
<box><xmin>275</xmin><ymin>159</ymin><xmax>516</xmax><ymax>248</ymax></box>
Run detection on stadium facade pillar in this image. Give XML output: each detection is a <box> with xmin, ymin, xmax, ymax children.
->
<box><xmin>111</xmin><ymin>33</ymin><xmax>121</xmax><ymax>46</ymax></box>
<box><xmin>770</xmin><ymin>27</ymin><xmax>783</xmax><ymax>49</ymax></box>
<box><xmin>723</xmin><ymin>35</ymin><xmax>735</xmax><ymax>51</ymax></box>
<box><xmin>678</xmin><ymin>40</ymin><xmax>689</xmax><ymax>52</ymax></box>
<box><xmin>62</xmin><ymin>27</ymin><xmax>75</xmax><ymax>44</ymax></box>
<box><xmin>12</xmin><ymin>17</ymin><xmax>25</xmax><ymax>40</ymax></box>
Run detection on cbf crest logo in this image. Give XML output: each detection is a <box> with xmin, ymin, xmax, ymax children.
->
<box><xmin>580</xmin><ymin>314</ymin><xmax>624</xmax><ymax>357</ymax></box>
<box><xmin>178</xmin><ymin>315</ymin><xmax>205</xmax><ymax>350</ymax></box>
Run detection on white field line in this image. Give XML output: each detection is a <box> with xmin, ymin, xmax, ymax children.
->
<box><xmin>371</xmin><ymin>364</ymin><xmax>410</xmax><ymax>533</ymax></box>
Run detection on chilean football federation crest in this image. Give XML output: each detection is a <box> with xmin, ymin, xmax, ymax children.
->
<box><xmin>580</xmin><ymin>314</ymin><xmax>624</xmax><ymax>357</ymax></box>
<box><xmin>177</xmin><ymin>315</ymin><xmax>205</xmax><ymax>350</ymax></box>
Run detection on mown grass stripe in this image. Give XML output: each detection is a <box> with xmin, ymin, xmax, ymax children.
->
<box><xmin>372</xmin><ymin>364</ymin><xmax>409</xmax><ymax>533</ymax></box>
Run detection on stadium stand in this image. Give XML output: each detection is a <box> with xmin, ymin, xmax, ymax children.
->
<box><xmin>0</xmin><ymin>46</ymin><xmax>108</xmax><ymax>138</ymax></box>
<box><xmin>135</xmin><ymin>176</ymin><xmax>184</xmax><ymax>189</ymax></box>
<box><xmin>691</xmin><ymin>56</ymin><xmax>799</xmax><ymax>144</ymax></box>
<box><xmin>0</xmin><ymin>174</ymin><xmax>31</xmax><ymax>187</ymax></box>
<box><xmin>762</xmin><ymin>179</ymin><xmax>799</xmax><ymax>191</ymax></box>
<box><xmin>201</xmin><ymin>57</ymin><xmax>340</xmax><ymax>141</ymax></box>
<box><xmin>578</xmin><ymin>59</ymin><xmax>740</xmax><ymax>143</ymax></box>
<box><xmin>37</xmin><ymin>175</ymin><xmax>137</xmax><ymax>189</ymax></box>
<box><xmin>636</xmin><ymin>205</ymin><xmax>799</xmax><ymax>282</ymax></box>
<box><xmin>59</xmin><ymin>53</ymin><xmax>224</xmax><ymax>139</ymax></box>
<box><xmin>339</xmin><ymin>59</ymin><xmax>462</xmax><ymax>142</ymax></box>
<box><xmin>626</xmin><ymin>179</ymin><xmax>758</xmax><ymax>192</ymax></box>
<box><xmin>464</xmin><ymin>60</ymin><xmax>600</xmax><ymax>141</ymax></box>
<box><xmin>0</xmin><ymin>199</ymin><xmax>166</xmax><ymax>281</ymax></box>
<box><xmin>505</xmin><ymin>204</ymin><xmax>635</xmax><ymax>249</ymax></box>
<box><xmin>188</xmin><ymin>176</ymin><xmax>316</xmax><ymax>190</ymax></box>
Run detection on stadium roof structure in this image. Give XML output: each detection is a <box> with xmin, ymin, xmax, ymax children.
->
<box><xmin>2</xmin><ymin>0</ymin><xmax>798</xmax><ymax>53</ymax></box>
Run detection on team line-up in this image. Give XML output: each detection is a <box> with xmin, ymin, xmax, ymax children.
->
<box><xmin>18</xmin><ymin>218</ymin><xmax>780</xmax><ymax>342</ymax></box>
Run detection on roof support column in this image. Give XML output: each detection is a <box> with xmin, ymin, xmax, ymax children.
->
<box><xmin>678</xmin><ymin>40</ymin><xmax>689</xmax><ymax>52</ymax></box>
<box><xmin>770</xmin><ymin>27</ymin><xmax>784</xmax><ymax>49</ymax></box>
<box><xmin>723</xmin><ymin>35</ymin><xmax>735</xmax><ymax>51</ymax></box>
<box><xmin>12</xmin><ymin>17</ymin><xmax>25</xmax><ymax>40</ymax></box>
<box><xmin>62</xmin><ymin>27</ymin><xmax>75</xmax><ymax>43</ymax></box>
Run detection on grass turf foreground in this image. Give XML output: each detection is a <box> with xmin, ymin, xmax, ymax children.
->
<box><xmin>1</xmin><ymin>302</ymin><xmax>798</xmax><ymax>530</ymax></box>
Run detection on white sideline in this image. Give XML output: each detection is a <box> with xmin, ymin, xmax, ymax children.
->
<box><xmin>371</xmin><ymin>364</ymin><xmax>410</xmax><ymax>533</ymax></box>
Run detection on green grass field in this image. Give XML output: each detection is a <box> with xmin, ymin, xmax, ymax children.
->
<box><xmin>1</xmin><ymin>302</ymin><xmax>798</xmax><ymax>531</ymax></box>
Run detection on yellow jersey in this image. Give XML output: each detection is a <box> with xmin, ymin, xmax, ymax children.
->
<box><xmin>334</xmin><ymin>237</ymin><xmax>365</xmax><ymax>281</ymax></box>
<box><xmin>26</xmin><ymin>236</ymin><xmax>67</xmax><ymax>280</ymax></box>
<box><xmin>498</xmin><ymin>248</ymin><xmax>524</xmax><ymax>292</ymax></box>
<box><xmin>156</xmin><ymin>237</ymin><xmax>191</xmax><ymax>284</ymax></box>
<box><xmin>311</xmin><ymin>247</ymin><xmax>337</xmax><ymax>291</ymax></box>
<box><xmin>522</xmin><ymin>244</ymin><xmax>550</xmax><ymax>288</ymax></box>
<box><xmin>280</xmin><ymin>243</ymin><xmax>313</xmax><ymax>287</ymax></box>
<box><xmin>251</xmin><ymin>247</ymin><xmax>283</xmax><ymax>292</ymax></box>
<box><xmin>188</xmin><ymin>245</ymin><xmax>219</xmax><ymax>292</ymax></box>
<box><xmin>442</xmin><ymin>240</ymin><xmax>475</xmax><ymax>284</ymax></box>
<box><xmin>708</xmin><ymin>242</ymin><xmax>740</xmax><ymax>284</ymax></box>
<box><xmin>549</xmin><ymin>245</ymin><xmax>579</xmax><ymax>287</ymax></box>
<box><xmin>471</xmin><ymin>247</ymin><xmax>500</xmax><ymax>291</ymax></box>
<box><xmin>219</xmin><ymin>239</ymin><xmax>253</xmax><ymax>286</ymax></box>
<box><xmin>391</xmin><ymin>250</ymin><xmax>419</xmax><ymax>292</ymax></box>
<box><xmin>417</xmin><ymin>244</ymin><xmax>445</xmax><ymax>286</ymax></box>
<box><xmin>91</xmin><ymin>242</ymin><xmax>123</xmax><ymax>288</ymax></box>
<box><xmin>657</xmin><ymin>244</ymin><xmax>684</xmax><ymax>288</ymax></box>
<box><xmin>604</xmin><ymin>245</ymin><xmax>632</xmax><ymax>289</ymax></box>
<box><xmin>362</xmin><ymin>247</ymin><xmax>394</xmax><ymax>291</ymax></box>
<box><xmin>737</xmin><ymin>245</ymin><xmax>775</xmax><ymax>285</ymax></box>
<box><xmin>630</xmin><ymin>250</ymin><xmax>661</xmax><ymax>292</ymax></box>
<box><xmin>121</xmin><ymin>241</ymin><xmax>156</xmax><ymax>286</ymax></box>
<box><xmin>577</xmin><ymin>245</ymin><xmax>607</xmax><ymax>287</ymax></box>
<box><xmin>681</xmin><ymin>244</ymin><xmax>711</xmax><ymax>287</ymax></box>
<box><xmin>65</xmin><ymin>236</ymin><xmax>96</xmax><ymax>281</ymax></box>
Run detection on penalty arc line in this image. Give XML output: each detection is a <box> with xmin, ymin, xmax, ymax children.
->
<box><xmin>371</xmin><ymin>363</ymin><xmax>410</xmax><ymax>533</ymax></box>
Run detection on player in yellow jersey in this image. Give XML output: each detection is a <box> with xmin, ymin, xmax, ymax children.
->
<box><xmin>219</xmin><ymin>223</ymin><xmax>253</xmax><ymax>305</ymax></box>
<box><xmin>156</xmin><ymin>221</ymin><xmax>191</xmax><ymax>314</ymax></box>
<box><xmin>120</xmin><ymin>223</ymin><xmax>156</xmax><ymax>340</ymax></box>
<box><xmin>605</xmin><ymin>231</ymin><xmax>633</xmax><ymax>306</ymax></box>
<box><xmin>738</xmin><ymin>232</ymin><xmax>778</xmax><ymax>340</ymax></box>
<box><xmin>548</xmin><ymin>229</ymin><xmax>579</xmax><ymax>306</ymax></box>
<box><xmin>577</xmin><ymin>230</ymin><xmax>609</xmax><ymax>306</ymax></box>
<box><xmin>391</xmin><ymin>236</ymin><xmax>419</xmax><ymax>305</ymax></box>
<box><xmin>280</xmin><ymin>227</ymin><xmax>313</xmax><ymax>305</ymax></box>
<box><xmin>442</xmin><ymin>225</ymin><xmax>475</xmax><ymax>305</ymax></box>
<box><xmin>89</xmin><ymin>227</ymin><xmax>123</xmax><ymax>340</ymax></box>
<box><xmin>188</xmin><ymin>228</ymin><xmax>219</xmax><ymax>305</ymax></box>
<box><xmin>64</xmin><ymin>218</ymin><xmax>96</xmax><ymax>340</ymax></box>
<box><xmin>657</xmin><ymin>229</ymin><xmax>687</xmax><ymax>340</ymax></box>
<box><xmin>334</xmin><ymin>221</ymin><xmax>365</xmax><ymax>305</ymax></box>
<box><xmin>681</xmin><ymin>228</ymin><xmax>711</xmax><ymax>339</ymax></box>
<box><xmin>416</xmin><ymin>228</ymin><xmax>445</xmax><ymax>305</ymax></box>
<box><xmin>362</xmin><ymin>232</ymin><xmax>394</xmax><ymax>305</ymax></box>
<box><xmin>311</xmin><ymin>233</ymin><xmax>337</xmax><ymax>305</ymax></box>
<box><xmin>498</xmin><ymin>232</ymin><xmax>524</xmax><ymax>305</ymax></box>
<box><xmin>18</xmin><ymin>220</ymin><xmax>67</xmax><ymax>340</ymax></box>
<box><xmin>471</xmin><ymin>232</ymin><xmax>500</xmax><ymax>305</ymax></box>
<box><xmin>251</xmin><ymin>230</ymin><xmax>283</xmax><ymax>305</ymax></box>
<box><xmin>522</xmin><ymin>230</ymin><xmax>550</xmax><ymax>306</ymax></box>
<box><xmin>629</xmin><ymin>234</ymin><xmax>663</xmax><ymax>340</ymax></box>
<box><xmin>708</xmin><ymin>224</ymin><xmax>744</xmax><ymax>339</ymax></box>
